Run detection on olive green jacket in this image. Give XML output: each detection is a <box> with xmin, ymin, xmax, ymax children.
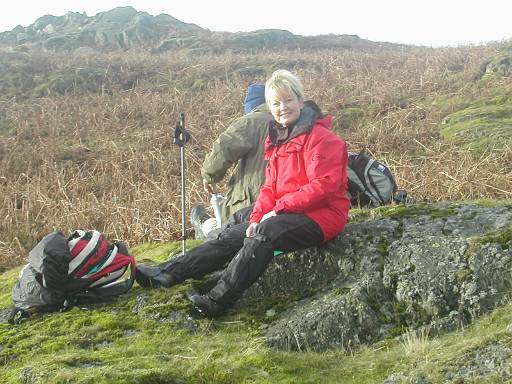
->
<box><xmin>201</xmin><ymin>103</ymin><xmax>273</xmax><ymax>221</ymax></box>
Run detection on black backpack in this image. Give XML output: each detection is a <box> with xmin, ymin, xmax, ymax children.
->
<box><xmin>8</xmin><ymin>230</ymin><xmax>136</xmax><ymax>324</ymax></box>
<box><xmin>347</xmin><ymin>151</ymin><xmax>405</xmax><ymax>207</ymax></box>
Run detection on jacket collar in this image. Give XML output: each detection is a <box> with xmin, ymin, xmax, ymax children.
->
<box><xmin>251</xmin><ymin>103</ymin><xmax>270</xmax><ymax>114</ymax></box>
<box><xmin>268</xmin><ymin>100</ymin><xmax>324</xmax><ymax>146</ymax></box>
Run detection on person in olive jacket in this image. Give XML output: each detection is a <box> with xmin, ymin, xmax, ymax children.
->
<box><xmin>136</xmin><ymin>70</ymin><xmax>349</xmax><ymax>318</ymax></box>
<box><xmin>200</xmin><ymin>84</ymin><xmax>273</xmax><ymax>224</ymax></box>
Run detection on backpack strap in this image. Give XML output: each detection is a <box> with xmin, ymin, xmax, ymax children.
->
<box><xmin>7</xmin><ymin>306</ymin><xmax>32</xmax><ymax>325</ymax></box>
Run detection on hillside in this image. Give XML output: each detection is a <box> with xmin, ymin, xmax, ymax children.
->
<box><xmin>0</xmin><ymin>6</ymin><xmax>512</xmax><ymax>384</ymax></box>
<box><xmin>1</xmin><ymin>41</ymin><xmax>511</xmax><ymax>269</ymax></box>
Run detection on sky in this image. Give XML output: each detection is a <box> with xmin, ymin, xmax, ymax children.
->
<box><xmin>0</xmin><ymin>0</ymin><xmax>511</xmax><ymax>47</ymax></box>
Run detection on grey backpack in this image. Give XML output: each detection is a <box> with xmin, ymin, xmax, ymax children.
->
<box><xmin>347</xmin><ymin>151</ymin><xmax>402</xmax><ymax>207</ymax></box>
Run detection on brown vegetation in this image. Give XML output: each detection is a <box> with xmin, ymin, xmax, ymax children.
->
<box><xmin>0</xmin><ymin>44</ymin><xmax>511</xmax><ymax>269</ymax></box>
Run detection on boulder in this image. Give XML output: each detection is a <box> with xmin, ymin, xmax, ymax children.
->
<box><xmin>241</xmin><ymin>202</ymin><xmax>512</xmax><ymax>351</ymax></box>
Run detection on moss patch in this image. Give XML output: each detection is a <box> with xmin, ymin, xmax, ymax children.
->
<box><xmin>467</xmin><ymin>225</ymin><xmax>512</xmax><ymax>254</ymax></box>
<box><xmin>471</xmin><ymin>199</ymin><xmax>512</xmax><ymax>208</ymax></box>
<box><xmin>440</xmin><ymin>97</ymin><xmax>512</xmax><ymax>151</ymax></box>
<box><xmin>350</xmin><ymin>203</ymin><xmax>456</xmax><ymax>221</ymax></box>
<box><xmin>0</xmin><ymin>267</ymin><xmax>22</xmax><ymax>308</ymax></box>
<box><xmin>131</xmin><ymin>239</ymin><xmax>202</xmax><ymax>263</ymax></box>
<box><xmin>352</xmin><ymin>201</ymin><xmax>512</xmax><ymax>223</ymax></box>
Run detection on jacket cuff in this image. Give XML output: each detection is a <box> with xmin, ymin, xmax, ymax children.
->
<box><xmin>250</xmin><ymin>213</ymin><xmax>263</xmax><ymax>224</ymax></box>
<box><xmin>201</xmin><ymin>173</ymin><xmax>215</xmax><ymax>184</ymax></box>
<box><xmin>274</xmin><ymin>201</ymin><xmax>286</xmax><ymax>213</ymax></box>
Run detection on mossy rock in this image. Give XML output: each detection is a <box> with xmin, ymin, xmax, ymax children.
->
<box><xmin>118</xmin><ymin>14</ymin><xmax>159</xmax><ymax>49</ymax></box>
<box><xmin>440</xmin><ymin>98</ymin><xmax>512</xmax><ymax>151</ymax></box>
<box><xmin>335</xmin><ymin>107</ymin><xmax>366</xmax><ymax>130</ymax></box>
<box><xmin>485</xmin><ymin>49</ymin><xmax>512</xmax><ymax>77</ymax></box>
<box><xmin>226</xmin><ymin>29</ymin><xmax>298</xmax><ymax>51</ymax></box>
<box><xmin>32</xmin><ymin>67</ymin><xmax>107</xmax><ymax>96</ymax></box>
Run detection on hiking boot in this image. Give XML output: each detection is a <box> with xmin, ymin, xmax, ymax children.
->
<box><xmin>190</xmin><ymin>294</ymin><xmax>225</xmax><ymax>317</ymax></box>
<box><xmin>190</xmin><ymin>204</ymin><xmax>210</xmax><ymax>240</ymax></box>
<box><xmin>135</xmin><ymin>264</ymin><xmax>176</xmax><ymax>288</ymax></box>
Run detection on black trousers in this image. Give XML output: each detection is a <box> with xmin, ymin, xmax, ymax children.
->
<box><xmin>204</xmin><ymin>204</ymin><xmax>254</xmax><ymax>241</ymax></box>
<box><xmin>159</xmin><ymin>213</ymin><xmax>324</xmax><ymax>307</ymax></box>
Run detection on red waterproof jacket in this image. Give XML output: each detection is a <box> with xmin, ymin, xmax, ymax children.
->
<box><xmin>250</xmin><ymin>110</ymin><xmax>349</xmax><ymax>242</ymax></box>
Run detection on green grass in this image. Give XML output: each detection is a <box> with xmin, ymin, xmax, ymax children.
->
<box><xmin>1</xmin><ymin>241</ymin><xmax>512</xmax><ymax>383</ymax></box>
<box><xmin>131</xmin><ymin>239</ymin><xmax>203</xmax><ymax>263</ymax></box>
<box><xmin>0</xmin><ymin>267</ymin><xmax>22</xmax><ymax>308</ymax></box>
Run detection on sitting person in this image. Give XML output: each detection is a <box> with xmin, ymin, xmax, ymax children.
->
<box><xmin>135</xmin><ymin>69</ymin><xmax>350</xmax><ymax>317</ymax></box>
<box><xmin>192</xmin><ymin>83</ymin><xmax>272</xmax><ymax>239</ymax></box>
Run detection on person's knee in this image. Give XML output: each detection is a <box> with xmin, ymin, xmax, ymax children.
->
<box><xmin>239</xmin><ymin>233</ymin><xmax>273</xmax><ymax>262</ymax></box>
<box><xmin>216</xmin><ymin>223</ymin><xmax>246</xmax><ymax>246</ymax></box>
<box><xmin>254</xmin><ymin>220</ymin><xmax>278</xmax><ymax>245</ymax></box>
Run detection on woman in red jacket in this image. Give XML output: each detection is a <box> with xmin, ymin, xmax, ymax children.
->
<box><xmin>135</xmin><ymin>70</ymin><xmax>350</xmax><ymax>317</ymax></box>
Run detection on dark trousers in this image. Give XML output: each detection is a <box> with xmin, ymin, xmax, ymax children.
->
<box><xmin>204</xmin><ymin>204</ymin><xmax>254</xmax><ymax>241</ymax></box>
<box><xmin>159</xmin><ymin>213</ymin><xmax>324</xmax><ymax>307</ymax></box>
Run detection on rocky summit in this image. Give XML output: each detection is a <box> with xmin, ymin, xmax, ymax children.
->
<box><xmin>0</xmin><ymin>6</ymin><xmax>388</xmax><ymax>54</ymax></box>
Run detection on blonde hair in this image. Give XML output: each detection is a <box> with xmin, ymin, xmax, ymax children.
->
<box><xmin>265</xmin><ymin>70</ymin><xmax>305</xmax><ymax>106</ymax></box>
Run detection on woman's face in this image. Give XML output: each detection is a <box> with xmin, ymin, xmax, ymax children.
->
<box><xmin>267</xmin><ymin>88</ymin><xmax>303</xmax><ymax>127</ymax></box>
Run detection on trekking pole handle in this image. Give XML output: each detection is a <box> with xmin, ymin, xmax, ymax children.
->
<box><xmin>173</xmin><ymin>112</ymin><xmax>190</xmax><ymax>147</ymax></box>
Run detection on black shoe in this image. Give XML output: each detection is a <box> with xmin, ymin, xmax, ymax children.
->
<box><xmin>135</xmin><ymin>264</ymin><xmax>176</xmax><ymax>288</ymax></box>
<box><xmin>190</xmin><ymin>294</ymin><xmax>225</xmax><ymax>317</ymax></box>
<box><xmin>190</xmin><ymin>204</ymin><xmax>210</xmax><ymax>240</ymax></box>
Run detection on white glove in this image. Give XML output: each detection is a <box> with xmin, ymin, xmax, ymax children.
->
<box><xmin>260</xmin><ymin>210</ymin><xmax>276</xmax><ymax>222</ymax></box>
<box><xmin>246</xmin><ymin>222</ymin><xmax>258</xmax><ymax>237</ymax></box>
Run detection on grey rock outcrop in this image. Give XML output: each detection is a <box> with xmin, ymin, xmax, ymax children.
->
<box><xmin>0</xmin><ymin>6</ymin><xmax>387</xmax><ymax>53</ymax></box>
<box><xmin>242</xmin><ymin>202</ymin><xmax>512</xmax><ymax>352</ymax></box>
<box><xmin>0</xmin><ymin>6</ymin><xmax>201</xmax><ymax>51</ymax></box>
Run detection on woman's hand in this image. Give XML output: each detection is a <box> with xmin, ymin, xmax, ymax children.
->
<box><xmin>246</xmin><ymin>222</ymin><xmax>258</xmax><ymax>237</ymax></box>
<box><xmin>260</xmin><ymin>210</ymin><xmax>276</xmax><ymax>222</ymax></box>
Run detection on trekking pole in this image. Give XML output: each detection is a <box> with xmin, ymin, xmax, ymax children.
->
<box><xmin>172</xmin><ymin>112</ymin><xmax>190</xmax><ymax>256</ymax></box>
